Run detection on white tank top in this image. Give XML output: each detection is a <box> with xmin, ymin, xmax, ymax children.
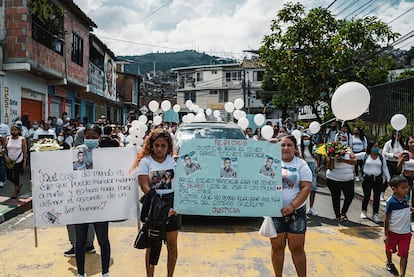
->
<box><xmin>7</xmin><ymin>136</ymin><xmax>24</xmax><ymax>163</ymax></box>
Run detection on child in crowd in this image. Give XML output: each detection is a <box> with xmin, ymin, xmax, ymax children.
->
<box><xmin>384</xmin><ymin>175</ymin><xmax>414</xmax><ymax>277</ymax></box>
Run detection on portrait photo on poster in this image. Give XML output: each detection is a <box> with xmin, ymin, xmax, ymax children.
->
<box><xmin>149</xmin><ymin>169</ymin><xmax>174</xmax><ymax>190</ymax></box>
<box><xmin>259</xmin><ymin>155</ymin><xmax>279</xmax><ymax>179</ymax></box>
<box><xmin>220</xmin><ymin>157</ymin><xmax>237</xmax><ymax>179</ymax></box>
<box><xmin>182</xmin><ymin>151</ymin><xmax>201</xmax><ymax>176</ymax></box>
<box><xmin>72</xmin><ymin>146</ymin><xmax>93</xmax><ymax>170</ymax></box>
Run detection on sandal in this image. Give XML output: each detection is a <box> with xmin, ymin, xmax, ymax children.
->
<box><xmin>335</xmin><ymin>217</ymin><xmax>343</xmax><ymax>223</ymax></box>
<box><xmin>341</xmin><ymin>214</ymin><xmax>349</xmax><ymax>222</ymax></box>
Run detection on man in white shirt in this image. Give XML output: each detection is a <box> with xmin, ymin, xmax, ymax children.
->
<box><xmin>33</xmin><ymin>121</ymin><xmax>57</xmax><ymax>142</ymax></box>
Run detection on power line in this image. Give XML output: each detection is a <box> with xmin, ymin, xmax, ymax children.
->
<box><xmin>326</xmin><ymin>0</ymin><xmax>338</xmax><ymax>10</ymax></box>
<box><xmin>336</xmin><ymin>0</ymin><xmax>360</xmax><ymax>17</ymax></box>
<box><xmin>345</xmin><ymin>0</ymin><xmax>377</xmax><ymax>19</ymax></box>
<box><xmin>139</xmin><ymin>0</ymin><xmax>173</xmax><ymax>23</ymax></box>
<box><xmin>388</xmin><ymin>6</ymin><xmax>414</xmax><ymax>24</ymax></box>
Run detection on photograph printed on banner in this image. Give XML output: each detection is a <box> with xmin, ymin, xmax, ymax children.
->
<box><xmin>182</xmin><ymin>151</ymin><xmax>201</xmax><ymax>176</ymax></box>
<box><xmin>259</xmin><ymin>155</ymin><xmax>279</xmax><ymax>179</ymax></box>
<box><xmin>220</xmin><ymin>157</ymin><xmax>237</xmax><ymax>179</ymax></box>
<box><xmin>149</xmin><ymin>169</ymin><xmax>175</xmax><ymax>190</ymax></box>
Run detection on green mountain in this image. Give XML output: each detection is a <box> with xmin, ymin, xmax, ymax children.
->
<box><xmin>118</xmin><ymin>50</ymin><xmax>236</xmax><ymax>74</ymax></box>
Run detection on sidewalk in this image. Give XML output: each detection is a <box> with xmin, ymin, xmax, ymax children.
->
<box><xmin>0</xmin><ymin>167</ymin><xmax>32</xmax><ymax>223</ymax></box>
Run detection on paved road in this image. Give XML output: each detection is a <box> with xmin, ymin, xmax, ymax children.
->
<box><xmin>1</xmin><ymin>183</ymin><xmax>413</xmax><ymax>276</ymax></box>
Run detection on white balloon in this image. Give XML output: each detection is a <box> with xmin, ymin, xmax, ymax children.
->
<box><xmin>213</xmin><ymin>110</ymin><xmax>221</xmax><ymax>118</ymax></box>
<box><xmin>194</xmin><ymin>113</ymin><xmax>206</xmax><ymax>122</ymax></box>
<box><xmin>206</xmin><ymin>108</ymin><xmax>212</xmax><ymax>116</ymax></box>
<box><xmin>148</xmin><ymin>100</ymin><xmax>159</xmax><ymax>112</ymax></box>
<box><xmin>261</xmin><ymin>125</ymin><xmax>274</xmax><ymax>140</ymax></box>
<box><xmin>186</xmin><ymin>113</ymin><xmax>195</xmax><ymax>123</ymax></box>
<box><xmin>238</xmin><ymin>117</ymin><xmax>249</xmax><ymax>130</ymax></box>
<box><xmin>136</xmin><ymin>137</ymin><xmax>144</xmax><ymax>146</ymax></box>
<box><xmin>234</xmin><ymin>98</ymin><xmax>244</xmax><ymax>110</ymax></box>
<box><xmin>192</xmin><ymin>105</ymin><xmax>200</xmax><ymax>112</ymax></box>
<box><xmin>138</xmin><ymin>123</ymin><xmax>148</xmax><ymax>133</ymax></box>
<box><xmin>197</xmin><ymin>108</ymin><xmax>204</xmax><ymax>114</ymax></box>
<box><xmin>217</xmin><ymin>117</ymin><xmax>223</xmax><ymax>122</ymax></box>
<box><xmin>254</xmin><ymin>114</ymin><xmax>265</xmax><ymax>126</ymax></box>
<box><xmin>126</xmin><ymin>134</ymin><xmax>138</xmax><ymax>144</ymax></box>
<box><xmin>173</xmin><ymin>104</ymin><xmax>181</xmax><ymax>113</ymax></box>
<box><xmin>138</xmin><ymin>115</ymin><xmax>148</xmax><ymax>124</ymax></box>
<box><xmin>240</xmin><ymin>111</ymin><xmax>246</xmax><ymax>119</ymax></box>
<box><xmin>131</xmin><ymin>120</ymin><xmax>140</xmax><ymax>127</ymax></box>
<box><xmin>185</xmin><ymin>100</ymin><xmax>193</xmax><ymax>108</ymax></box>
<box><xmin>161</xmin><ymin>100</ymin><xmax>171</xmax><ymax>111</ymax></box>
<box><xmin>292</xmin><ymin>130</ymin><xmax>302</xmax><ymax>142</ymax></box>
<box><xmin>390</xmin><ymin>114</ymin><xmax>407</xmax><ymax>130</ymax></box>
<box><xmin>153</xmin><ymin>115</ymin><xmax>162</xmax><ymax>126</ymax></box>
<box><xmin>309</xmin><ymin>121</ymin><xmax>321</xmax><ymax>134</ymax></box>
<box><xmin>128</xmin><ymin>127</ymin><xmax>139</xmax><ymax>136</ymax></box>
<box><xmin>233</xmin><ymin>109</ymin><xmax>243</xmax><ymax>120</ymax></box>
<box><xmin>137</xmin><ymin>128</ymin><xmax>146</xmax><ymax>138</ymax></box>
<box><xmin>224</xmin><ymin>102</ymin><xmax>235</xmax><ymax>113</ymax></box>
<box><xmin>331</xmin><ymin>82</ymin><xmax>370</xmax><ymax>121</ymax></box>
<box><xmin>182</xmin><ymin>115</ymin><xmax>189</xmax><ymax>123</ymax></box>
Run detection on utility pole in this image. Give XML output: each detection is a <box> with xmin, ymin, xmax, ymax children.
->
<box><xmin>247</xmin><ymin>71</ymin><xmax>251</xmax><ymax>114</ymax></box>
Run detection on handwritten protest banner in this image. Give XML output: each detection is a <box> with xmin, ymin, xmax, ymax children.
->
<box><xmin>31</xmin><ymin>147</ymin><xmax>139</xmax><ymax>227</ymax></box>
<box><xmin>174</xmin><ymin>139</ymin><xmax>282</xmax><ymax>217</ymax></box>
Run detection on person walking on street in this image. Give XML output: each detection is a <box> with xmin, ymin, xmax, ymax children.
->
<box><xmin>269</xmin><ymin>135</ymin><xmax>312</xmax><ymax>277</ymax></box>
<box><xmin>326</xmin><ymin>133</ymin><xmax>357</xmax><ymax>223</ymax></box>
<box><xmin>131</xmin><ymin>128</ymin><xmax>181</xmax><ymax>277</ymax></box>
<box><xmin>4</xmin><ymin>125</ymin><xmax>27</xmax><ymax>199</ymax></box>
<box><xmin>351</xmin><ymin>127</ymin><xmax>367</xmax><ymax>182</ymax></box>
<box><xmin>384</xmin><ymin>176</ymin><xmax>414</xmax><ymax>277</ymax></box>
<box><xmin>397</xmin><ymin>135</ymin><xmax>414</xmax><ymax>208</ymax></box>
<box><xmin>355</xmin><ymin>141</ymin><xmax>390</xmax><ymax>223</ymax></box>
<box><xmin>383</xmin><ymin>130</ymin><xmax>405</xmax><ymax>200</ymax></box>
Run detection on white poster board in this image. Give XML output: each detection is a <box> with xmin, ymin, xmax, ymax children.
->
<box><xmin>31</xmin><ymin>147</ymin><xmax>139</xmax><ymax>227</ymax></box>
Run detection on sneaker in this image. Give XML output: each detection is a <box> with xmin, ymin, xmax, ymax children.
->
<box><xmin>372</xmin><ymin>214</ymin><xmax>382</xmax><ymax>223</ymax></box>
<box><xmin>307</xmin><ymin>207</ymin><xmax>318</xmax><ymax>216</ymax></box>
<box><xmin>86</xmin><ymin>245</ymin><xmax>96</xmax><ymax>253</ymax></box>
<box><xmin>64</xmin><ymin>246</ymin><xmax>75</xmax><ymax>257</ymax></box>
<box><xmin>0</xmin><ymin>181</ymin><xmax>4</xmax><ymax>188</ymax></box>
<box><xmin>386</xmin><ymin>263</ymin><xmax>399</xmax><ymax>276</ymax></box>
<box><xmin>360</xmin><ymin>211</ymin><xmax>368</xmax><ymax>219</ymax></box>
<box><xmin>380</xmin><ymin>192</ymin><xmax>385</xmax><ymax>201</ymax></box>
<box><xmin>355</xmin><ymin>176</ymin><xmax>360</xmax><ymax>182</ymax></box>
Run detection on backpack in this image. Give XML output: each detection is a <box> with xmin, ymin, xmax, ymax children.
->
<box><xmin>362</xmin><ymin>153</ymin><xmax>384</xmax><ymax>176</ymax></box>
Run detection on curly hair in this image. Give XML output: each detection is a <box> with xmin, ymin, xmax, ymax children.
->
<box><xmin>130</xmin><ymin>128</ymin><xmax>174</xmax><ymax>171</ymax></box>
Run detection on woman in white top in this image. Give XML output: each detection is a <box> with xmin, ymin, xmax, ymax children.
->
<box><xmin>397</xmin><ymin>135</ymin><xmax>414</xmax><ymax>207</ymax></box>
<box><xmin>351</xmin><ymin>127</ymin><xmax>367</xmax><ymax>181</ymax></box>
<box><xmin>4</xmin><ymin>124</ymin><xmax>27</xmax><ymax>199</ymax></box>
<box><xmin>300</xmin><ymin>134</ymin><xmax>319</xmax><ymax>216</ymax></box>
<box><xmin>326</xmin><ymin>133</ymin><xmax>357</xmax><ymax>223</ymax></box>
<box><xmin>131</xmin><ymin>128</ymin><xmax>181</xmax><ymax>277</ymax></box>
<box><xmin>355</xmin><ymin>141</ymin><xmax>390</xmax><ymax>223</ymax></box>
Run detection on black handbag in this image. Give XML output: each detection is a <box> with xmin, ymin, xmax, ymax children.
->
<box><xmin>134</xmin><ymin>224</ymin><xmax>151</xmax><ymax>249</ymax></box>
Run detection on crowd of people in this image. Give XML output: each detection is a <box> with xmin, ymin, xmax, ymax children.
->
<box><xmin>2</xmin><ymin>113</ymin><xmax>414</xmax><ymax>276</ymax></box>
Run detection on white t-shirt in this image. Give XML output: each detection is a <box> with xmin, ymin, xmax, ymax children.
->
<box><xmin>326</xmin><ymin>152</ymin><xmax>354</xmax><ymax>181</ymax></box>
<box><xmin>137</xmin><ymin>155</ymin><xmax>176</xmax><ymax>195</ymax></box>
<box><xmin>281</xmin><ymin>156</ymin><xmax>312</xmax><ymax>208</ymax></box>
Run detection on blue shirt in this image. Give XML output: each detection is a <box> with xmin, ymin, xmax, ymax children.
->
<box><xmin>385</xmin><ymin>194</ymin><xmax>411</xmax><ymax>234</ymax></box>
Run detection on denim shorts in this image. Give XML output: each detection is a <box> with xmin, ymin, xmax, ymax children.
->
<box><xmin>272</xmin><ymin>206</ymin><xmax>307</xmax><ymax>234</ymax></box>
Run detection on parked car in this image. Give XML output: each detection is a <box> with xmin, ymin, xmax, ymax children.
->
<box><xmin>173</xmin><ymin>121</ymin><xmax>247</xmax><ymax>153</ymax></box>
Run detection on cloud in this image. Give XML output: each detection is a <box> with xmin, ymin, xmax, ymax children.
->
<box><xmin>73</xmin><ymin>0</ymin><xmax>414</xmax><ymax>57</ymax></box>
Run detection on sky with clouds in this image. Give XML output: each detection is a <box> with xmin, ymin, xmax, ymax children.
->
<box><xmin>73</xmin><ymin>0</ymin><xmax>414</xmax><ymax>59</ymax></box>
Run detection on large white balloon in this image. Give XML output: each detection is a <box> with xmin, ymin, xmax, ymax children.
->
<box><xmin>233</xmin><ymin>109</ymin><xmax>243</xmax><ymax>120</ymax></box>
<box><xmin>131</xmin><ymin>120</ymin><xmax>140</xmax><ymax>127</ymax></box>
<box><xmin>309</xmin><ymin>121</ymin><xmax>321</xmax><ymax>134</ymax></box>
<box><xmin>234</xmin><ymin>98</ymin><xmax>244</xmax><ymax>110</ymax></box>
<box><xmin>331</xmin><ymin>82</ymin><xmax>370</xmax><ymax>121</ymax></box>
<box><xmin>292</xmin><ymin>130</ymin><xmax>302</xmax><ymax>142</ymax></box>
<box><xmin>224</xmin><ymin>102</ymin><xmax>235</xmax><ymax>113</ymax></box>
<box><xmin>261</xmin><ymin>125</ymin><xmax>274</xmax><ymax>140</ymax></box>
<box><xmin>153</xmin><ymin>115</ymin><xmax>162</xmax><ymax>126</ymax></box>
<box><xmin>185</xmin><ymin>100</ymin><xmax>193</xmax><ymax>108</ymax></box>
<box><xmin>148</xmin><ymin>100</ymin><xmax>159</xmax><ymax>112</ymax></box>
<box><xmin>238</xmin><ymin>117</ymin><xmax>249</xmax><ymax>130</ymax></box>
<box><xmin>173</xmin><ymin>104</ymin><xmax>181</xmax><ymax>113</ymax></box>
<box><xmin>254</xmin><ymin>114</ymin><xmax>265</xmax><ymax>126</ymax></box>
<box><xmin>138</xmin><ymin>115</ymin><xmax>148</xmax><ymax>124</ymax></box>
<box><xmin>161</xmin><ymin>100</ymin><xmax>171</xmax><ymax>111</ymax></box>
<box><xmin>391</xmin><ymin>114</ymin><xmax>407</xmax><ymax>130</ymax></box>
<box><xmin>206</xmin><ymin>108</ymin><xmax>212</xmax><ymax>116</ymax></box>
<box><xmin>213</xmin><ymin>110</ymin><xmax>221</xmax><ymax>118</ymax></box>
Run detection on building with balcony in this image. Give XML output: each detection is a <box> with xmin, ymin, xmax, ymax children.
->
<box><xmin>172</xmin><ymin>60</ymin><xmax>265</xmax><ymax>119</ymax></box>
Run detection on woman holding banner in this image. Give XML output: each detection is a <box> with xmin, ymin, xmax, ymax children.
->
<box><xmin>270</xmin><ymin>135</ymin><xmax>312</xmax><ymax>277</ymax></box>
<box><xmin>74</xmin><ymin>124</ymin><xmax>111</xmax><ymax>277</ymax></box>
<box><xmin>131</xmin><ymin>128</ymin><xmax>181</xmax><ymax>277</ymax></box>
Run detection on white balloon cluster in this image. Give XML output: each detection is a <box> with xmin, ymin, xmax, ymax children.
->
<box><xmin>126</xmin><ymin>119</ymin><xmax>149</xmax><ymax>152</ymax></box>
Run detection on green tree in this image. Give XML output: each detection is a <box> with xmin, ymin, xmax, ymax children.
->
<box><xmin>259</xmin><ymin>2</ymin><xmax>399</xmax><ymax>121</ymax></box>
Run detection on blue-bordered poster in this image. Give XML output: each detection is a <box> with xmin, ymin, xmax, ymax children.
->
<box><xmin>174</xmin><ymin>139</ymin><xmax>282</xmax><ymax>217</ymax></box>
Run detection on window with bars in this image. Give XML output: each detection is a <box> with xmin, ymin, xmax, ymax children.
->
<box><xmin>71</xmin><ymin>33</ymin><xmax>83</xmax><ymax>66</ymax></box>
<box><xmin>185</xmin><ymin>91</ymin><xmax>196</xmax><ymax>102</ymax></box>
<box><xmin>219</xmin><ymin>90</ymin><xmax>228</xmax><ymax>102</ymax></box>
